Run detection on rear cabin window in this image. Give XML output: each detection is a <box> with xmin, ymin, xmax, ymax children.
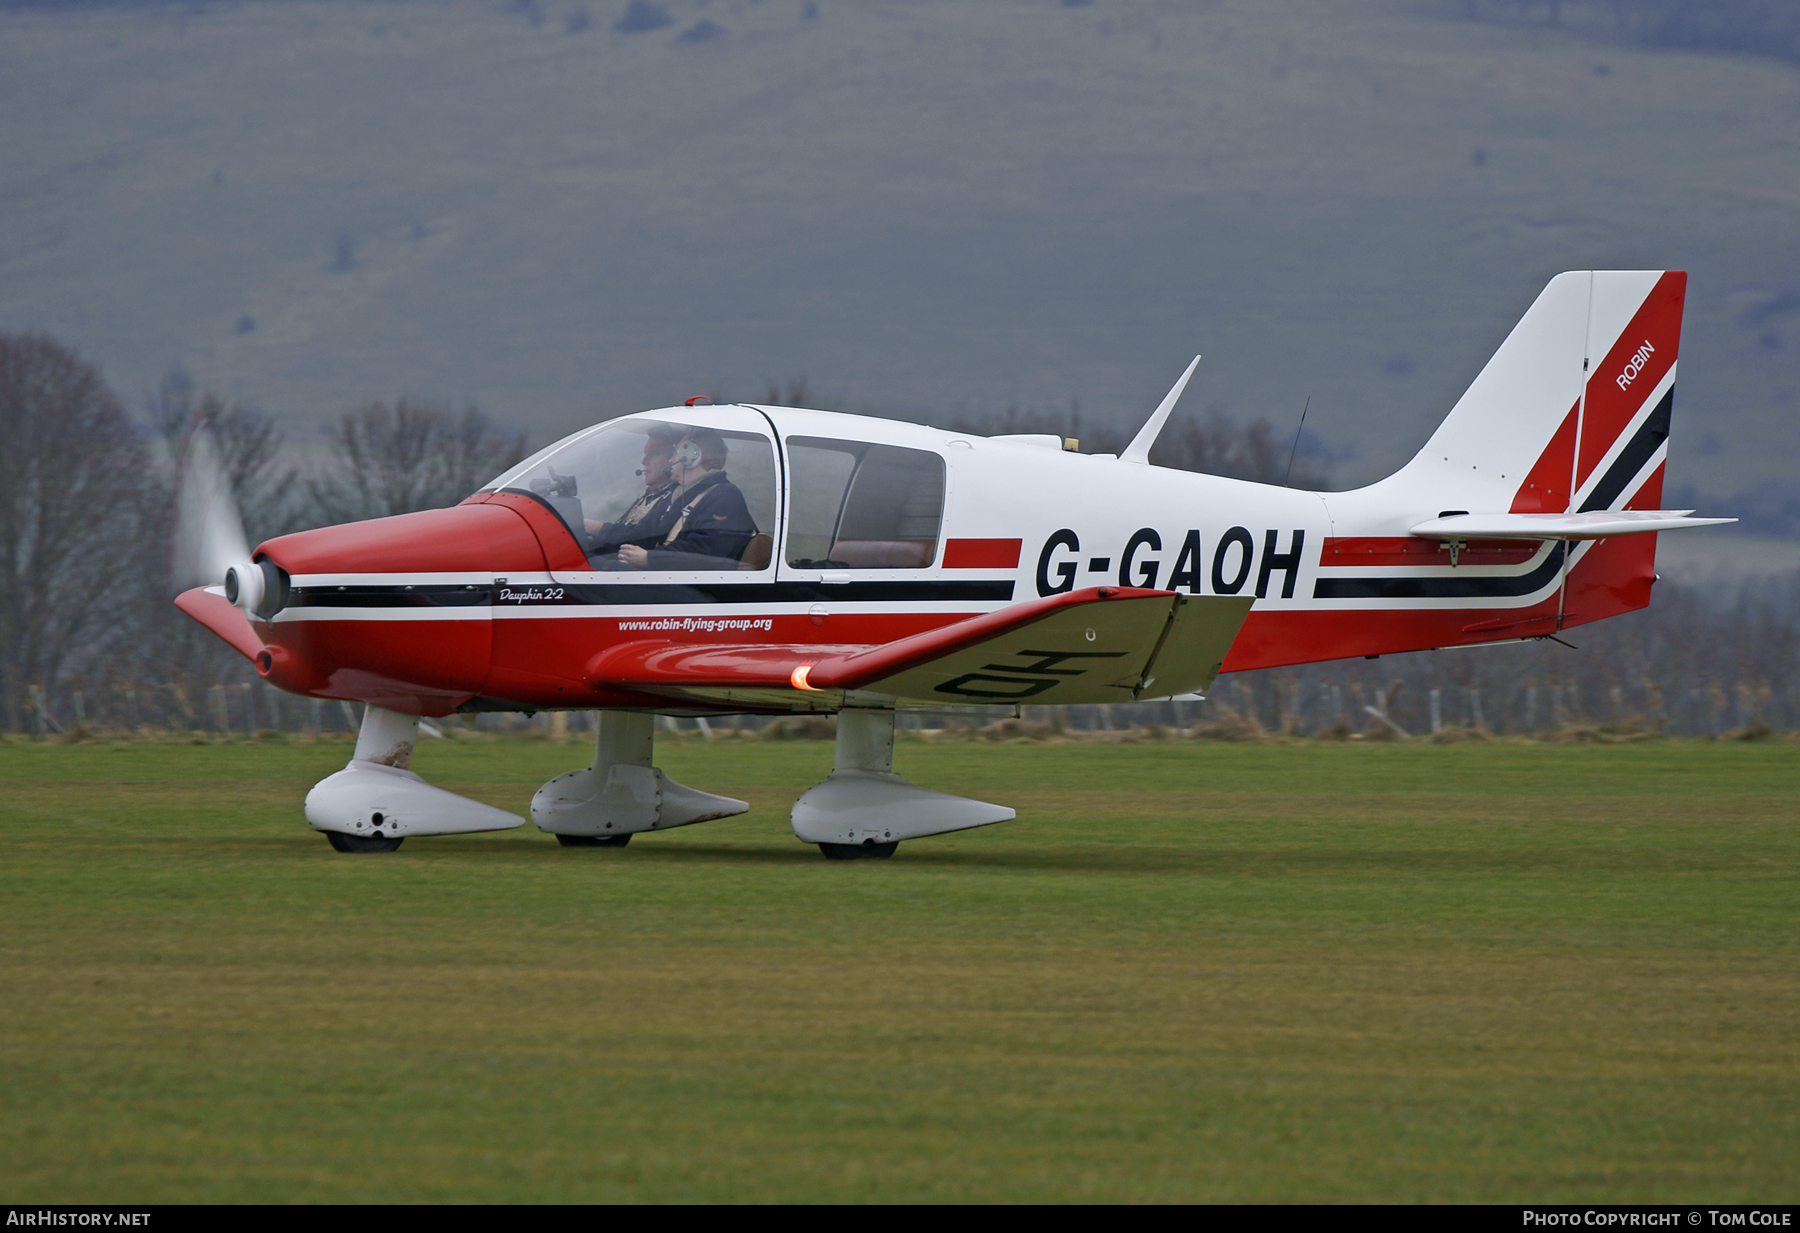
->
<box><xmin>785</xmin><ymin>439</ymin><xmax>946</xmax><ymax>569</ymax></box>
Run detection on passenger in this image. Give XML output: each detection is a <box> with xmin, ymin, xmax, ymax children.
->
<box><xmin>585</xmin><ymin>424</ymin><xmax>684</xmax><ymax>557</ymax></box>
<box><xmin>617</xmin><ymin>427</ymin><xmax>757</xmax><ymax>569</ymax></box>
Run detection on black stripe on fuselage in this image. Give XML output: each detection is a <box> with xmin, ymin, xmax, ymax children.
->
<box><xmin>289</xmin><ymin>585</ymin><xmax>493</xmax><ymax>608</ymax></box>
<box><xmin>287</xmin><ymin>579</ymin><xmax>1016</xmax><ymax>609</ymax></box>
<box><xmin>1312</xmin><ymin>541</ymin><xmax>1568</xmax><ymax>600</ymax></box>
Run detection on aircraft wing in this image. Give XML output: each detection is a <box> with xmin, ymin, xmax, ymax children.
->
<box><xmin>1410</xmin><ymin>510</ymin><xmax>1734</xmax><ymax>540</ymax></box>
<box><xmin>175</xmin><ymin>585</ymin><xmax>265</xmax><ymax>662</ymax></box>
<box><xmin>587</xmin><ymin>587</ymin><xmax>1254</xmax><ymax>709</ymax></box>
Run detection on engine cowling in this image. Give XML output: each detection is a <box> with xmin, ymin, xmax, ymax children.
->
<box><xmin>246</xmin><ymin>503</ymin><xmax>557</xmax><ymax>715</ymax></box>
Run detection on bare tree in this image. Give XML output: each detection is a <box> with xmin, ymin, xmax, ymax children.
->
<box><xmin>1151</xmin><ymin>411</ymin><xmax>1332</xmax><ymax>489</ymax></box>
<box><xmin>308</xmin><ymin>399</ymin><xmax>531</xmax><ymax>524</ymax></box>
<box><xmin>148</xmin><ymin>373</ymin><xmax>301</xmax><ymax>546</ymax></box>
<box><xmin>940</xmin><ymin>395</ymin><xmax>1333</xmax><ymax>489</ymax></box>
<box><xmin>0</xmin><ymin>334</ymin><xmax>149</xmax><ymax>731</ymax></box>
<box><xmin>762</xmin><ymin>377</ymin><xmax>812</xmax><ymax>408</ymax></box>
<box><xmin>943</xmin><ymin>399</ymin><xmax>1125</xmax><ymax>455</ymax></box>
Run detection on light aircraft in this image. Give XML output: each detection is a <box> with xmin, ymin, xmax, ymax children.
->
<box><xmin>176</xmin><ymin>269</ymin><xmax>1730</xmax><ymax>858</ymax></box>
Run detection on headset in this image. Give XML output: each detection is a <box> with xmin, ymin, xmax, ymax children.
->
<box><xmin>671</xmin><ymin>438</ymin><xmax>702</xmax><ymax>469</ymax></box>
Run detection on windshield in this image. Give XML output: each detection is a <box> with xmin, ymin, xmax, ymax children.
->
<box><xmin>483</xmin><ymin>417</ymin><xmax>777</xmax><ymax>571</ymax></box>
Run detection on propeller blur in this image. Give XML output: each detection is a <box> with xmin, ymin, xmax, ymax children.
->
<box><xmin>172</xmin><ymin>425</ymin><xmax>278</xmax><ymax>622</ymax></box>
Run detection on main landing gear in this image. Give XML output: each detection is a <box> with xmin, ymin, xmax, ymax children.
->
<box><xmin>818</xmin><ymin>840</ymin><xmax>899</xmax><ymax>861</ymax></box>
<box><xmin>532</xmin><ymin>711</ymin><xmax>748</xmax><ymax>845</ymax></box>
<box><xmin>791</xmin><ymin>708</ymin><xmax>1013</xmax><ymax>861</ymax></box>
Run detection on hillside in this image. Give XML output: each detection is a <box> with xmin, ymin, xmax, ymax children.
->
<box><xmin>1</xmin><ymin>0</ymin><xmax>1795</xmax><ymax>492</ymax></box>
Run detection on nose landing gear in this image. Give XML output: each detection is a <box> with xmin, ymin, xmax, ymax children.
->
<box><xmin>307</xmin><ymin>705</ymin><xmax>525</xmax><ymax>853</ymax></box>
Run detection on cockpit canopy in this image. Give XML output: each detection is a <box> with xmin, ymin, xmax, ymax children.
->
<box><xmin>483</xmin><ymin>417</ymin><xmax>778</xmax><ymax>570</ymax></box>
<box><xmin>482</xmin><ymin>411</ymin><xmax>948</xmax><ymax>572</ymax></box>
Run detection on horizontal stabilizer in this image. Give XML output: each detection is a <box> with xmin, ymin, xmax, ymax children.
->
<box><xmin>1410</xmin><ymin>511</ymin><xmax>1735</xmax><ymax>541</ymax></box>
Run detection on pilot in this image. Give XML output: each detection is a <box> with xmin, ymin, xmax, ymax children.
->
<box><xmin>617</xmin><ymin>427</ymin><xmax>756</xmax><ymax>569</ymax></box>
<box><xmin>585</xmin><ymin>424</ymin><xmax>684</xmax><ymax>556</ymax></box>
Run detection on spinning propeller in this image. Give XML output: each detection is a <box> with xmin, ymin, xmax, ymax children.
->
<box><xmin>173</xmin><ymin>425</ymin><xmax>284</xmax><ymax>620</ymax></box>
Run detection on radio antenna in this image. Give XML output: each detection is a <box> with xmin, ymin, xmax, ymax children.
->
<box><xmin>1283</xmin><ymin>397</ymin><xmax>1311</xmax><ymax>488</ymax></box>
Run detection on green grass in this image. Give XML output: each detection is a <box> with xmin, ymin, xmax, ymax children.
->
<box><xmin>2</xmin><ymin>736</ymin><xmax>1796</xmax><ymax>1202</ymax></box>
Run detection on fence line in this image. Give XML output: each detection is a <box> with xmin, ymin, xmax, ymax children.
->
<box><xmin>14</xmin><ymin>574</ymin><xmax>1800</xmax><ymax>740</ymax></box>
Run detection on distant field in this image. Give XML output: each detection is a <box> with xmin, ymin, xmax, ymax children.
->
<box><xmin>2</xmin><ymin>736</ymin><xmax>1795</xmax><ymax>1202</ymax></box>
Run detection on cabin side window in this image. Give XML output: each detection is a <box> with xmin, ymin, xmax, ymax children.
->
<box><xmin>785</xmin><ymin>438</ymin><xmax>945</xmax><ymax>569</ymax></box>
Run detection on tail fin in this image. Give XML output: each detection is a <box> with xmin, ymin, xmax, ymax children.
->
<box><xmin>1395</xmin><ymin>270</ymin><xmax>1685</xmax><ymax>516</ymax></box>
<box><xmin>1214</xmin><ymin>271</ymin><xmax>1712</xmax><ymax>669</ymax></box>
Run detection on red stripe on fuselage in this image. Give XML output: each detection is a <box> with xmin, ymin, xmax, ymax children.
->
<box><xmin>942</xmin><ymin>538</ymin><xmax>1023</xmax><ymax>568</ymax></box>
<box><xmin>1320</xmin><ymin>538</ymin><xmax>1541</xmax><ymax>568</ymax></box>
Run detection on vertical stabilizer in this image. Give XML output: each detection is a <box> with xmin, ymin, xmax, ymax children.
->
<box><xmin>1386</xmin><ymin>270</ymin><xmax>1685</xmax><ymax>520</ymax></box>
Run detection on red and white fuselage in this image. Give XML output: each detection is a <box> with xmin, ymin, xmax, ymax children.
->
<box><xmin>181</xmin><ymin>271</ymin><xmax>1704</xmax><ymax>718</ymax></box>
<box><xmin>172</xmin><ymin>270</ymin><xmax>1728</xmax><ymax>854</ymax></box>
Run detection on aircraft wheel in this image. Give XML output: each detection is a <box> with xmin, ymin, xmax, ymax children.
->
<box><xmin>556</xmin><ymin>833</ymin><xmax>632</xmax><ymax>848</ymax></box>
<box><xmin>818</xmin><ymin>841</ymin><xmax>899</xmax><ymax>861</ymax></box>
<box><xmin>325</xmin><ymin>831</ymin><xmax>403</xmax><ymax>854</ymax></box>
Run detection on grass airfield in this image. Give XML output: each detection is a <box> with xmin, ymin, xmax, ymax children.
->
<box><xmin>2</xmin><ymin>734</ymin><xmax>1796</xmax><ymax>1203</ymax></box>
